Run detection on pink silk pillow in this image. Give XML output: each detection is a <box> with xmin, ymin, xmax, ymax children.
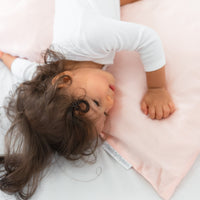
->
<box><xmin>103</xmin><ymin>0</ymin><xmax>200</xmax><ymax>199</ymax></box>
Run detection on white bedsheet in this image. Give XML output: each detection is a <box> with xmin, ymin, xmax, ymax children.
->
<box><xmin>0</xmin><ymin>61</ymin><xmax>200</xmax><ymax>200</ymax></box>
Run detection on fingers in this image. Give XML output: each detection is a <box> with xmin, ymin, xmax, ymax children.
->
<box><xmin>148</xmin><ymin>103</ymin><xmax>175</xmax><ymax>120</ymax></box>
<box><xmin>141</xmin><ymin>101</ymin><xmax>148</xmax><ymax>115</ymax></box>
<box><xmin>141</xmin><ymin>88</ymin><xmax>175</xmax><ymax>120</ymax></box>
<box><xmin>163</xmin><ymin>105</ymin><xmax>170</xmax><ymax>118</ymax></box>
<box><xmin>169</xmin><ymin>102</ymin><xmax>176</xmax><ymax>113</ymax></box>
<box><xmin>148</xmin><ymin>106</ymin><xmax>164</xmax><ymax>120</ymax></box>
<box><xmin>155</xmin><ymin>106</ymin><xmax>163</xmax><ymax>120</ymax></box>
<box><xmin>149</xmin><ymin>106</ymin><xmax>156</xmax><ymax>119</ymax></box>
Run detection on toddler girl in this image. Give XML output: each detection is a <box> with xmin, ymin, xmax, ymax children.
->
<box><xmin>0</xmin><ymin>0</ymin><xmax>175</xmax><ymax>199</ymax></box>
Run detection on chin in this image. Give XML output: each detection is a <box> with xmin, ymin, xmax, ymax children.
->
<box><xmin>95</xmin><ymin>117</ymin><xmax>106</xmax><ymax>134</ymax></box>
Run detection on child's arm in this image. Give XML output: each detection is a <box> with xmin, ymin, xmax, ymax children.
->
<box><xmin>0</xmin><ymin>52</ymin><xmax>16</xmax><ymax>70</ymax></box>
<box><xmin>0</xmin><ymin>51</ymin><xmax>38</xmax><ymax>81</ymax></box>
<box><xmin>120</xmin><ymin>0</ymin><xmax>141</xmax><ymax>6</ymax></box>
<box><xmin>119</xmin><ymin>0</ymin><xmax>172</xmax><ymax>118</ymax></box>
<box><xmin>82</xmin><ymin>15</ymin><xmax>175</xmax><ymax>119</ymax></box>
<box><xmin>141</xmin><ymin>66</ymin><xmax>175</xmax><ymax>119</ymax></box>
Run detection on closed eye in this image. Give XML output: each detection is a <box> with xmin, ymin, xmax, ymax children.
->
<box><xmin>104</xmin><ymin>112</ymin><xmax>109</xmax><ymax>117</ymax></box>
<box><xmin>93</xmin><ymin>100</ymin><xmax>100</xmax><ymax>107</ymax></box>
<box><xmin>93</xmin><ymin>100</ymin><xmax>108</xmax><ymax>116</ymax></box>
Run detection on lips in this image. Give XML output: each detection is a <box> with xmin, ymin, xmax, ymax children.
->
<box><xmin>109</xmin><ymin>85</ymin><xmax>115</xmax><ymax>92</ymax></box>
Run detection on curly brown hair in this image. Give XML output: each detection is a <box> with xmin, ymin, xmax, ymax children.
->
<box><xmin>0</xmin><ymin>50</ymin><xmax>100</xmax><ymax>199</ymax></box>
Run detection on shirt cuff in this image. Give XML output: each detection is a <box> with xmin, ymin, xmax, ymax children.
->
<box><xmin>11</xmin><ymin>58</ymin><xmax>38</xmax><ymax>81</ymax></box>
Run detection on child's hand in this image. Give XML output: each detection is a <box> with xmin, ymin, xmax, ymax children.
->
<box><xmin>140</xmin><ymin>88</ymin><xmax>175</xmax><ymax>120</ymax></box>
<box><xmin>0</xmin><ymin>51</ymin><xmax>17</xmax><ymax>70</ymax></box>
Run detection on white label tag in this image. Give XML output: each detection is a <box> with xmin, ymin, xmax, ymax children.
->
<box><xmin>103</xmin><ymin>141</ymin><xmax>132</xmax><ymax>170</ymax></box>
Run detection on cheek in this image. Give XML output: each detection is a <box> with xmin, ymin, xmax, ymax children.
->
<box><xmin>104</xmin><ymin>96</ymin><xmax>114</xmax><ymax>111</ymax></box>
<box><xmin>86</xmin><ymin>80</ymin><xmax>107</xmax><ymax>97</ymax></box>
<box><xmin>84</xmin><ymin>105</ymin><xmax>105</xmax><ymax>133</ymax></box>
<box><xmin>94</xmin><ymin>115</ymin><xmax>106</xmax><ymax>134</ymax></box>
<box><xmin>87</xmin><ymin>73</ymin><xmax>108</xmax><ymax>87</ymax></box>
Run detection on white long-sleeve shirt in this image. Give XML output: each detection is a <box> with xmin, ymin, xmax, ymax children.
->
<box><xmin>11</xmin><ymin>0</ymin><xmax>166</xmax><ymax>81</ymax></box>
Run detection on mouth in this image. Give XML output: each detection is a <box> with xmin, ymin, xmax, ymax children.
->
<box><xmin>109</xmin><ymin>85</ymin><xmax>115</xmax><ymax>92</ymax></box>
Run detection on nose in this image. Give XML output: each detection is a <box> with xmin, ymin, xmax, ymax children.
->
<box><xmin>105</xmin><ymin>95</ymin><xmax>114</xmax><ymax>112</ymax></box>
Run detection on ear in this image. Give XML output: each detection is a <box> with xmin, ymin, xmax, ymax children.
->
<box><xmin>52</xmin><ymin>71</ymin><xmax>73</xmax><ymax>88</ymax></box>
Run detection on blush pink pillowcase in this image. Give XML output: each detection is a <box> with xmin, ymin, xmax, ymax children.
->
<box><xmin>103</xmin><ymin>0</ymin><xmax>200</xmax><ymax>199</ymax></box>
<box><xmin>0</xmin><ymin>0</ymin><xmax>54</xmax><ymax>62</ymax></box>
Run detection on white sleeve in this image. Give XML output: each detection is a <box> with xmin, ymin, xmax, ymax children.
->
<box><xmin>81</xmin><ymin>14</ymin><xmax>166</xmax><ymax>72</ymax></box>
<box><xmin>11</xmin><ymin>58</ymin><xmax>38</xmax><ymax>81</ymax></box>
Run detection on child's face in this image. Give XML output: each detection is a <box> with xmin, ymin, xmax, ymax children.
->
<box><xmin>53</xmin><ymin>66</ymin><xmax>115</xmax><ymax>132</ymax></box>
